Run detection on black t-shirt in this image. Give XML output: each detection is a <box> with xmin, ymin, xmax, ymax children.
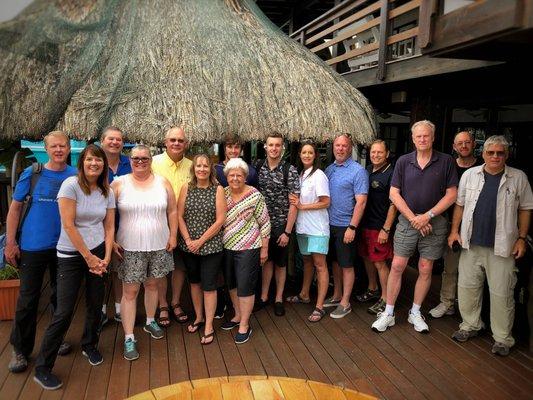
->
<box><xmin>470</xmin><ymin>170</ymin><xmax>503</xmax><ymax>248</ymax></box>
<box><xmin>456</xmin><ymin>157</ymin><xmax>482</xmax><ymax>180</ymax></box>
<box><xmin>361</xmin><ymin>163</ymin><xmax>394</xmax><ymax>230</ymax></box>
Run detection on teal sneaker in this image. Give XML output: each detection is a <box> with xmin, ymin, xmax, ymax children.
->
<box><xmin>123</xmin><ymin>338</ymin><xmax>139</xmax><ymax>361</ymax></box>
<box><xmin>143</xmin><ymin>321</ymin><xmax>164</xmax><ymax>339</ymax></box>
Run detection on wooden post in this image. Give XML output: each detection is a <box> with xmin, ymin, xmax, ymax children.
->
<box><xmin>377</xmin><ymin>0</ymin><xmax>390</xmax><ymax>81</ymax></box>
<box><xmin>330</xmin><ymin>0</ymin><xmax>341</xmax><ymax>72</ymax></box>
<box><xmin>418</xmin><ymin>0</ymin><xmax>438</xmax><ymax>49</ymax></box>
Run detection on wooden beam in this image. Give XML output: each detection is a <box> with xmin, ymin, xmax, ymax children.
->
<box><xmin>377</xmin><ymin>0</ymin><xmax>390</xmax><ymax>81</ymax></box>
<box><xmin>418</xmin><ymin>0</ymin><xmax>437</xmax><ymax>49</ymax></box>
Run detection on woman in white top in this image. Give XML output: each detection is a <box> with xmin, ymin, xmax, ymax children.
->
<box><xmin>34</xmin><ymin>144</ymin><xmax>115</xmax><ymax>389</ymax></box>
<box><xmin>288</xmin><ymin>142</ymin><xmax>330</xmax><ymax>322</ymax></box>
<box><xmin>111</xmin><ymin>145</ymin><xmax>177</xmax><ymax>361</ymax></box>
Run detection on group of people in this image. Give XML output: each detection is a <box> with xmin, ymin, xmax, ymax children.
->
<box><xmin>4</xmin><ymin>120</ymin><xmax>532</xmax><ymax>391</ymax></box>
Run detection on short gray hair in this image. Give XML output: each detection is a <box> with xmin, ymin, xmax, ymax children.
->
<box><xmin>131</xmin><ymin>144</ymin><xmax>152</xmax><ymax>157</ymax></box>
<box><xmin>223</xmin><ymin>157</ymin><xmax>249</xmax><ymax>177</ymax></box>
<box><xmin>483</xmin><ymin>135</ymin><xmax>509</xmax><ymax>152</ymax></box>
<box><xmin>411</xmin><ymin>120</ymin><xmax>435</xmax><ymax>134</ymax></box>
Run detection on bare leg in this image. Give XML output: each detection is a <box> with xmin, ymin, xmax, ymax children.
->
<box><xmin>341</xmin><ymin>267</ymin><xmax>355</xmax><ymax>307</ymax></box>
<box><xmin>143</xmin><ymin>278</ymin><xmax>159</xmax><ymax>319</ymax></box>
<box><xmin>238</xmin><ymin>295</ymin><xmax>255</xmax><ymax>334</ymax></box>
<box><xmin>121</xmin><ymin>282</ymin><xmax>140</xmax><ymax>336</ymax></box>
<box><xmin>203</xmin><ymin>290</ymin><xmax>216</xmax><ymax>336</ymax></box>
<box><xmin>189</xmin><ymin>283</ymin><xmax>204</xmax><ymax>326</ymax></box>
<box><xmin>299</xmin><ymin>256</ymin><xmax>315</xmax><ymax>300</ymax></box>
<box><xmin>229</xmin><ymin>289</ymin><xmax>240</xmax><ymax>323</ymax></box>
<box><xmin>312</xmin><ymin>253</ymin><xmax>328</xmax><ymax>309</ymax></box>
<box><xmin>261</xmin><ymin>260</ymin><xmax>274</xmax><ymax>302</ymax></box>
<box><xmin>374</xmin><ymin>260</ymin><xmax>390</xmax><ymax>301</ymax></box>
<box><xmin>364</xmin><ymin>259</ymin><xmax>378</xmax><ymax>291</ymax></box>
<box><xmin>413</xmin><ymin>258</ymin><xmax>434</xmax><ymax>306</ymax></box>
<box><xmin>332</xmin><ymin>261</ymin><xmax>342</xmax><ymax>300</ymax></box>
<box><xmin>386</xmin><ymin>256</ymin><xmax>409</xmax><ymax>306</ymax></box>
<box><xmin>170</xmin><ymin>268</ymin><xmax>186</xmax><ymax>308</ymax></box>
<box><xmin>274</xmin><ymin>265</ymin><xmax>286</xmax><ymax>303</ymax></box>
<box><xmin>112</xmin><ymin>272</ymin><xmax>122</xmax><ymax>312</ymax></box>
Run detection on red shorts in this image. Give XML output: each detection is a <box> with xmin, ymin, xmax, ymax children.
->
<box><xmin>358</xmin><ymin>228</ymin><xmax>393</xmax><ymax>262</ymax></box>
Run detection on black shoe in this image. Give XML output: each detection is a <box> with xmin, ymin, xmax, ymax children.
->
<box><xmin>274</xmin><ymin>302</ymin><xmax>285</xmax><ymax>317</ymax></box>
<box><xmin>82</xmin><ymin>346</ymin><xmax>103</xmax><ymax>366</ymax></box>
<box><xmin>221</xmin><ymin>320</ymin><xmax>239</xmax><ymax>330</ymax></box>
<box><xmin>253</xmin><ymin>299</ymin><xmax>268</xmax><ymax>313</ymax></box>
<box><xmin>57</xmin><ymin>342</ymin><xmax>72</xmax><ymax>356</ymax></box>
<box><xmin>34</xmin><ymin>369</ymin><xmax>63</xmax><ymax>390</ymax></box>
<box><xmin>8</xmin><ymin>351</ymin><xmax>28</xmax><ymax>373</ymax></box>
<box><xmin>234</xmin><ymin>327</ymin><xmax>253</xmax><ymax>344</ymax></box>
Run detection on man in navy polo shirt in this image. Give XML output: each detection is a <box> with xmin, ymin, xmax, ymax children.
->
<box><xmin>100</xmin><ymin>126</ymin><xmax>132</xmax><ymax>325</ymax></box>
<box><xmin>372</xmin><ymin>120</ymin><xmax>458</xmax><ymax>333</ymax></box>
<box><xmin>324</xmin><ymin>133</ymin><xmax>368</xmax><ymax>319</ymax></box>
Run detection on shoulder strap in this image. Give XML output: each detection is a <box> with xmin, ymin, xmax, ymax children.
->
<box><xmin>16</xmin><ymin>163</ymin><xmax>43</xmax><ymax>238</ymax></box>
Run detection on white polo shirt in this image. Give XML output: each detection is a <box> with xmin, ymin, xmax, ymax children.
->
<box><xmin>296</xmin><ymin>168</ymin><xmax>330</xmax><ymax>236</ymax></box>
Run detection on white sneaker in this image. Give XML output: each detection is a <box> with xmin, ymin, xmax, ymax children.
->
<box><xmin>429</xmin><ymin>303</ymin><xmax>455</xmax><ymax>318</ymax></box>
<box><xmin>408</xmin><ymin>312</ymin><xmax>429</xmax><ymax>333</ymax></box>
<box><xmin>371</xmin><ymin>312</ymin><xmax>395</xmax><ymax>332</ymax></box>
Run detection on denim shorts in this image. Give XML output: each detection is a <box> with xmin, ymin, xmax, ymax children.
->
<box><xmin>296</xmin><ymin>234</ymin><xmax>329</xmax><ymax>256</ymax></box>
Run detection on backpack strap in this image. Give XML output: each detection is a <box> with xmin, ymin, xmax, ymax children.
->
<box><xmin>16</xmin><ymin>162</ymin><xmax>43</xmax><ymax>239</ymax></box>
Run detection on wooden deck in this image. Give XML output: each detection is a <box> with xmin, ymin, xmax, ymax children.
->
<box><xmin>1</xmin><ymin>268</ymin><xmax>532</xmax><ymax>400</ymax></box>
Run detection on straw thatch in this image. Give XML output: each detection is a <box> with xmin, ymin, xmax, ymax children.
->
<box><xmin>0</xmin><ymin>0</ymin><xmax>376</xmax><ymax>144</ymax></box>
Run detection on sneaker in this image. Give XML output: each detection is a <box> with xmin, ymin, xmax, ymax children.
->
<box><xmin>234</xmin><ymin>327</ymin><xmax>253</xmax><ymax>344</ymax></box>
<box><xmin>8</xmin><ymin>351</ymin><xmax>28</xmax><ymax>373</ymax></box>
<box><xmin>123</xmin><ymin>338</ymin><xmax>139</xmax><ymax>361</ymax></box>
<box><xmin>356</xmin><ymin>289</ymin><xmax>380</xmax><ymax>303</ymax></box>
<box><xmin>82</xmin><ymin>346</ymin><xmax>103</xmax><ymax>366</ymax></box>
<box><xmin>408</xmin><ymin>312</ymin><xmax>429</xmax><ymax>333</ymax></box>
<box><xmin>452</xmin><ymin>329</ymin><xmax>479</xmax><ymax>343</ymax></box>
<box><xmin>274</xmin><ymin>301</ymin><xmax>285</xmax><ymax>317</ymax></box>
<box><xmin>34</xmin><ymin>369</ymin><xmax>63</xmax><ymax>390</ymax></box>
<box><xmin>114</xmin><ymin>313</ymin><xmax>122</xmax><ymax>323</ymax></box>
<box><xmin>143</xmin><ymin>321</ymin><xmax>164</xmax><ymax>339</ymax></box>
<box><xmin>330</xmin><ymin>304</ymin><xmax>352</xmax><ymax>319</ymax></box>
<box><xmin>214</xmin><ymin>304</ymin><xmax>226</xmax><ymax>319</ymax></box>
<box><xmin>367</xmin><ymin>299</ymin><xmax>386</xmax><ymax>315</ymax></box>
<box><xmin>57</xmin><ymin>341</ymin><xmax>72</xmax><ymax>356</ymax></box>
<box><xmin>491</xmin><ymin>342</ymin><xmax>510</xmax><ymax>357</ymax></box>
<box><xmin>221</xmin><ymin>320</ymin><xmax>239</xmax><ymax>330</ymax></box>
<box><xmin>371</xmin><ymin>312</ymin><xmax>395</xmax><ymax>332</ymax></box>
<box><xmin>323</xmin><ymin>296</ymin><xmax>341</xmax><ymax>308</ymax></box>
<box><xmin>429</xmin><ymin>303</ymin><xmax>455</xmax><ymax>318</ymax></box>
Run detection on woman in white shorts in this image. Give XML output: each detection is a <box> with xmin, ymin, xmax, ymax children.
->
<box><xmin>111</xmin><ymin>145</ymin><xmax>177</xmax><ymax>361</ymax></box>
<box><xmin>288</xmin><ymin>142</ymin><xmax>330</xmax><ymax>322</ymax></box>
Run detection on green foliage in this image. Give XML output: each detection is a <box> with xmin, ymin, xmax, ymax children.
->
<box><xmin>0</xmin><ymin>264</ymin><xmax>19</xmax><ymax>280</ymax></box>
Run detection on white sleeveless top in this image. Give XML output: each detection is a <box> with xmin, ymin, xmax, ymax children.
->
<box><xmin>116</xmin><ymin>174</ymin><xmax>170</xmax><ymax>251</ymax></box>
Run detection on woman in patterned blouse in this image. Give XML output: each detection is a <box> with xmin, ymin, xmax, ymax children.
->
<box><xmin>177</xmin><ymin>154</ymin><xmax>226</xmax><ymax>345</ymax></box>
<box><xmin>221</xmin><ymin>158</ymin><xmax>270</xmax><ymax>344</ymax></box>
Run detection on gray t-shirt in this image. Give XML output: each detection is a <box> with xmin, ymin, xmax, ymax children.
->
<box><xmin>56</xmin><ymin>176</ymin><xmax>115</xmax><ymax>257</ymax></box>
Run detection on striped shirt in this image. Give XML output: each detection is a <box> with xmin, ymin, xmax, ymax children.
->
<box><xmin>223</xmin><ymin>187</ymin><xmax>271</xmax><ymax>250</ymax></box>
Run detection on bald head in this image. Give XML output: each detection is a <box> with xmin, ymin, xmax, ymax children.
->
<box><xmin>164</xmin><ymin>126</ymin><xmax>188</xmax><ymax>161</ymax></box>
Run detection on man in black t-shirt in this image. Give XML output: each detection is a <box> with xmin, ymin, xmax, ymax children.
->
<box><xmin>430</xmin><ymin>131</ymin><xmax>482</xmax><ymax>318</ymax></box>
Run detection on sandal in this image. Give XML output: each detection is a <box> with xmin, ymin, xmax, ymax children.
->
<box><xmin>308</xmin><ymin>307</ymin><xmax>326</xmax><ymax>323</ymax></box>
<box><xmin>201</xmin><ymin>331</ymin><xmax>215</xmax><ymax>345</ymax></box>
<box><xmin>187</xmin><ymin>320</ymin><xmax>204</xmax><ymax>333</ymax></box>
<box><xmin>157</xmin><ymin>306</ymin><xmax>171</xmax><ymax>328</ymax></box>
<box><xmin>286</xmin><ymin>295</ymin><xmax>311</xmax><ymax>304</ymax></box>
<box><xmin>171</xmin><ymin>303</ymin><xmax>189</xmax><ymax>323</ymax></box>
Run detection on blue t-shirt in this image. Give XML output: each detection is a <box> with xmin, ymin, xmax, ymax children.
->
<box><xmin>108</xmin><ymin>154</ymin><xmax>132</xmax><ymax>183</ymax></box>
<box><xmin>13</xmin><ymin>165</ymin><xmax>77</xmax><ymax>251</ymax></box>
<box><xmin>470</xmin><ymin>170</ymin><xmax>503</xmax><ymax>248</ymax></box>
<box><xmin>325</xmin><ymin>158</ymin><xmax>369</xmax><ymax>227</ymax></box>
<box><xmin>215</xmin><ymin>162</ymin><xmax>258</xmax><ymax>188</ymax></box>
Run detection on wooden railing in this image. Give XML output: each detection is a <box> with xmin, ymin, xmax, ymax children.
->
<box><xmin>290</xmin><ymin>0</ymin><xmax>429</xmax><ymax>81</ymax></box>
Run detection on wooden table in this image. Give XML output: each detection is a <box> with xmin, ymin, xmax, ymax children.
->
<box><xmin>127</xmin><ymin>376</ymin><xmax>377</xmax><ymax>400</ymax></box>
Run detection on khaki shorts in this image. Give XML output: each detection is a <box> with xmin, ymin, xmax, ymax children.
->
<box><xmin>393</xmin><ymin>215</ymin><xmax>448</xmax><ymax>260</ymax></box>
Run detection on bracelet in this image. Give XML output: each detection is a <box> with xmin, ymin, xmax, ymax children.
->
<box><xmin>381</xmin><ymin>227</ymin><xmax>390</xmax><ymax>234</ymax></box>
<box><xmin>184</xmin><ymin>237</ymin><xmax>191</xmax><ymax>241</ymax></box>
<box><xmin>284</xmin><ymin>231</ymin><xmax>291</xmax><ymax>236</ymax></box>
<box><xmin>348</xmin><ymin>224</ymin><xmax>356</xmax><ymax>231</ymax></box>
<box><xmin>517</xmin><ymin>236</ymin><xmax>527</xmax><ymax>242</ymax></box>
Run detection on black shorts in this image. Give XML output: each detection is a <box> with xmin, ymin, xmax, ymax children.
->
<box><xmin>328</xmin><ymin>225</ymin><xmax>357</xmax><ymax>268</ymax></box>
<box><xmin>172</xmin><ymin>247</ymin><xmax>186</xmax><ymax>270</ymax></box>
<box><xmin>224</xmin><ymin>248</ymin><xmax>260</xmax><ymax>297</ymax></box>
<box><xmin>267</xmin><ymin>225</ymin><xmax>289</xmax><ymax>267</ymax></box>
<box><xmin>182</xmin><ymin>251</ymin><xmax>223</xmax><ymax>291</ymax></box>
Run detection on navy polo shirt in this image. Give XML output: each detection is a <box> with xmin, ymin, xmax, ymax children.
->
<box><xmin>361</xmin><ymin>163</ymin><xmax>394</xmax><ymax>230</ymax></box>
<box><xmin>391</xmin><ymin>150</ymin><xmax>458</xmax><ymax>215</ymax></box>
<box><xmin>108</xmin><ymin>154</ymin><xmax>132</xmax><ymax>183</ymax></box>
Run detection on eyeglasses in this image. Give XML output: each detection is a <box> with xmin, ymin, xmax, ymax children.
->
<box><xmin>485</xmin><ymin>151</ymin><xmax>506</xmax><ymax>157</ymax></box>
<box><xmin>168</xmin><ymin>138</ymin><xmax>186</xmax><ymax>144</ymax></box>
<box><xmin>131</xmin><ymin>157</ymin><xmax>151</xmax><ymax>163</ymax></box>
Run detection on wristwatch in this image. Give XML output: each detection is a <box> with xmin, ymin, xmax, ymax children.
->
<box><xmin>284</xmin><ymin>231</ymin><xmax>291</xmax><ymax>236</ymax></box>
<box><xmin>348</xmin><ymin>225</ymin><xmax>356</xmax><ymax>231</ymax></box>
<box><xmin>428</xmin><ymin>210</ymin><xmax>435</xmax><ymax>219</ymax></box>
<box><xmin>517</xmin><ymin>236</ymin><xmax>527</xmax><ymax>242</ymax></box>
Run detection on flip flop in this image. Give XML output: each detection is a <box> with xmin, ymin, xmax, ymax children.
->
<box><xmin>171</xmin><ymin>303</ymin><xmax>189</xmax><ymax>323</ymax></box>
<box><xmin>201</xmin><ymin>331</ymin><xmax>215</xmax><ymax>345</ymax></box>
<box><xmin>286</xmin><ymin>294</ymin><xmax>311</xmax><ymax>304</ymax></box>
<box><xmin>308</xmin><ymin>307</ymin><xmax>326</xmax><ymax>323</ymax></box>
<box><xmin>157</xmin><ymin>306</ymin><xmax>171</xmax><ymax>328</ymax></box>
<box><xmin>187</xmin><ymin>320</ymin><xmax>204</xmax><ymax>333</ymax></box>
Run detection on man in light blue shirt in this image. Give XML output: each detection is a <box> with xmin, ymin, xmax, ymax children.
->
<box><xmin>324</xmin><ymin>134</ymin><xmax>368</xmax><ymax>318</ymax></box>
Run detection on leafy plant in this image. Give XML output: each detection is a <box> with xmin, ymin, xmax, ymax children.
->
<box><xmin>0</xmin><ymin>264</ymin><xmax>19</xmax><ymax>280</ymax></box>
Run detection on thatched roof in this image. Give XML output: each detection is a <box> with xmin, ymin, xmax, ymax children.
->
<box><xmin>0</xmin><ymin>0</ymin><xmax>376</xmax><ymax>144</ymax></box>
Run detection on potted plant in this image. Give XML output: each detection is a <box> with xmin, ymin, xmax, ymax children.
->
<box><xmin>0</xmin><ymin>264</ymin><xmax>20</xmax><ymax>320</ymax></box>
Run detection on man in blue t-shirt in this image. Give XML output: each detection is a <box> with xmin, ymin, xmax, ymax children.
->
<box><xmin>99</xmin><ymin>126</ymin><xmax>132</xmax><ymax>325</ymax></box>
<box><xmin>5</xmin><ymin>131</ymin><xmax>77</xmax><ymax>373</ymax></box>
